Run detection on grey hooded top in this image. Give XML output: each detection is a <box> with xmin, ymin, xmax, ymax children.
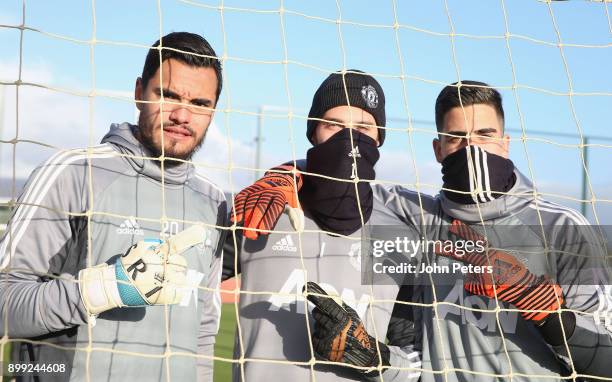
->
<box><xmin>0</xmin><ymin>122</ymin><xmax>227</xmax><ymax>381</ymax></box>
<box><xmin>223</xmin><ymin>178</ymin><xmax>425</xmax><ymax>381</ymax></box>
<box><xmin>378</xmin><ymin>169</ymin><xmax>612</xmax><ymax>381</ymax></box>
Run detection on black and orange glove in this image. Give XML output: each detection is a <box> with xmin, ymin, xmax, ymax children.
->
<box><xmin>231</xmin><ymin>164</ymin><xmax>303</xmax><ymax>240</ymax></box>
<box><xmin>304</xmin><ymin>282</ymin><xmax>390</xmax><ymax>373</ymax></box>
<box><xmin>436</xmin><ymin>219</ymin><xmax>564</xmax><ymax>324</ymax></box>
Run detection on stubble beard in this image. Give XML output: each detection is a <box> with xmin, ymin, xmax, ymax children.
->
<box><xmin>136</xmin><ymin>114</ymin><xmax>207</xmax><ymax>166</ymax></box>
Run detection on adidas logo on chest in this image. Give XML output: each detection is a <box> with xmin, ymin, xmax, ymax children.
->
<box><xmin>116</xmin><ymin>217</ymin><xmax>144</xmax><ymax>235</ymax></box>
<box><xmin>272</xmin><ymin>235</ymin><xmax>297</xmax><ymax>252</ymax></box>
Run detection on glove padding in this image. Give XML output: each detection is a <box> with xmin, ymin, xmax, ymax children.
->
<box><xmin>436</xmin><ymin>219</ymin><xmax>564</xmax><ymax>323</ymax></box>
<box><xmin>304</xmin><ymin>282</ymin><xmax>389</xmax><ymax>372</ymax></box>
<box><xmin>231</xmin><ymin>164</ymin><xmax>303</xmax><ymax>240</ymax></box>
<box><xmin>79</xmin><ymin>225</ymin><xmax>205</xmax><ymax>315</ymax></box>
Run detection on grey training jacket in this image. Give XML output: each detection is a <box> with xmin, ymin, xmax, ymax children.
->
<box><xmin>227</xmin><ymin>184</ymin><xmax>424</xmax><ymax>382</ymax></box>
<box><xmin>379</xmin><ymin>169</ymin><xmax>612</xmax><ymax>381</ymax></box>
<box><xmin>0</xmin><ymin>123</ymin><xmax>227</xmax><ymax>381</ymax></box>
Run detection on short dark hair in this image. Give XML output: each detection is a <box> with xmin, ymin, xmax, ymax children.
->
<box><xmin>434</xmin><ymin>80</ymin><xmax>504</xmax><ymax>132</ymax></box>
<box><xmin>141</xmin><ymin>32</ymin><xmax>223</xmax><ymax>104</ymax></box>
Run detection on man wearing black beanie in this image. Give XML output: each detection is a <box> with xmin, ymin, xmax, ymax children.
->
<box><xmin>232</xmin><ymin>69</ymin><xmax>389</xmax><ymax>240</ymax></box>
<box><xmin>226</xmin><ymin>70</ymin><xmax>423</xmax><ymax>381</ymax></box>
<box><xmin>299</xmin><ymin>70</ymin><xmax>385</xmax><ymax>236</ymax></box>
<box><xmin>306</xmin><ymin>69</ymin><xmax>386</xmax><ymax>146</ymax></box>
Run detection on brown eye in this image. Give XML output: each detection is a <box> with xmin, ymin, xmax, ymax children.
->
<box><xmin>323</xmin><ymin>122</ymin><xmax>342</xmax><ymax>130</ymax></box>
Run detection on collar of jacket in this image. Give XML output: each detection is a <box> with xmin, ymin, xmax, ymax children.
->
<box><xmin>438</xmin><ymin>169</ymin><xmax>535</xmax><ymax>222</ymax></box>
<box><xmin>101</xmin><ymin>122</ymin><xmax>194</xmax><ymax>185</ymax></box>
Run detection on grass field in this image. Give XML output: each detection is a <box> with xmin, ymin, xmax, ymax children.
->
<box><xmin>214</xmin><ymin>303</ymin><xmax>238</xmax><ymax>382</ymax></box>
<box><xmin>0</xmin><ymin>306</ymin><xmax>237</xmax><ymax>381</ymax></box>
<box><xmin>2</xmin><ymin>343</ymin><xmax>11</xmax><ymax>382</ymax></box>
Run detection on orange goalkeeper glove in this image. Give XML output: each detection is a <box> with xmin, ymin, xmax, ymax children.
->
<box><xmin>231</xmin><ymin>164</ymin><xmax>303</xmax><ymax>240</ymax></box>
<box><xmin>436</xmin><ymin>219</ymin><xmax>564</xmax><ymax>324</ymax></box>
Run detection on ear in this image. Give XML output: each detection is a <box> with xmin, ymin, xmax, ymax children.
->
<box><xmin>501</xmin><ymin>134</ymin><xmax>510</xmax><ymax>158</ymax></box>
<box><xmin>433</xmin><ymin>138</ymin><xmax>443</xmax><ymax>163</ymax></box>
<box><xmin>135</xmin><ymin>77</ymin><xmax>144</xmax><ymax>112</ymax></box>
<box><xmin>209</xmin><ymin>101</ymin><xmax>216</xmax><ymax>121</ymax></box>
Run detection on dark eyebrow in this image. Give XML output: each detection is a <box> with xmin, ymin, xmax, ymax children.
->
<box><xmin>155</xmin><ymin>87</ymin><xmax>213</xmax><ymax>107</ymax></box>
<box><xmin>325</xmin><ymin>118</ymin><xmax>375</xmax><ymax>127</ymax></box>
<box><xmin>444</xmin><ymin>128</ymin><xmax>499</xmax><ymax>138</ymax></box>
<box><xmin>324</xmin><ymin>118</ymin><xmax>345</xmax><ymax>124</ymax></box>
<box><xmin>473</xmin><ymin>127</ymin><xmax>498</xmax><ymax>135</ymax></box>
<box><xmin>353</xmin><ymin>121</ymin><xmax>375</xmax><ymax>127</ymax></box>
<box><xmin>444</xmin><ymin>130</ymin><xmax>468</xmax><ymax>138</ymax></box>
<box><xmin>155</xmin><ymin>87</ymin><xmax>180</xmax><ymax>99</ymax></box>
<box><xmin>190</xmin><ymin>98</ymin><xmax>213</xmax><ymax>107</ymax></box>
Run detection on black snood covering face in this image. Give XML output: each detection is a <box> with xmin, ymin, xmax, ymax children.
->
<box><xmin>441</xmin><ymin>145</ymin><xmax>516</xmax><ymax>204</ymax></box>
<box><xmin>300</xmin><ymin>129</ymin><xmax>380</xmax><ymax>236</ymax></box>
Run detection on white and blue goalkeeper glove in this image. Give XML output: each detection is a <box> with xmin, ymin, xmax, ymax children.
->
<box><xmin>78</xmin><ymin>225</ymin><xmax>205</xmax><ymax>315</ymax></box>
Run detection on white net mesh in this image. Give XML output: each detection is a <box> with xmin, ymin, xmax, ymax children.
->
<box><xmin>1</xmin><ymin>0</ymin><xmax>611</xmax><ymax>381</ymax></box>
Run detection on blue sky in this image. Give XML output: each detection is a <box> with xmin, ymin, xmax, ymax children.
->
<box><xmin>0</xmin><ymin>0</ymin><xmax>611</xmax><ymax>223</ymax></box>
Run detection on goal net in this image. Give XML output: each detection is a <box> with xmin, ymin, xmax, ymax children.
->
<box><xmin>1</xmin><ymin>0</ymin><xmax>611</xmax><ymax>381</ymax></box>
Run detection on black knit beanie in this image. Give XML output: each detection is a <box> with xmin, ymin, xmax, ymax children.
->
<box><xmin>307</xmin><ymin>69</ymin><xmax>386</xmax><ymax>146</ymax></box>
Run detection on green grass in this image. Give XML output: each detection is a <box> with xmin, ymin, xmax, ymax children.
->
<box><xmin>0</xmin><ymin>307</ymin><xmax>237</xmax><ymax>381</ymax></box>
<box><xmin>214</xmin><ymin>303</ymin><xmax>237</xmax><ymax>382</ymax></box>
<box><xmin>2</xmin><ymin>342</ymin><xmax>11</xmax><ymax>382</ymax></box>
<box><xmin>1</xmin><ymin>220</ymin><xmax>9</xmax><ymax>381</ymax></box>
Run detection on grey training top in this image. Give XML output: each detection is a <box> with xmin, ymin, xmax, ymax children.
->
<box><xmin>0</xmin><ymin>123</ymin><xmax>227</xmax><ymax>382</ymax></box>
<box><xmin>228</xmin><ymin>184</ymin><xmax>424</xmax><ymax>382</ymax></box>
<box><xmin>379</xmin><ymin>169</ymin><xmax>612</xmax><ymax>381</ymax></box>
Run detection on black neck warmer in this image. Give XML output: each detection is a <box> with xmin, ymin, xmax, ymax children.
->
<box><xmin>300</xmin><ymin>129</ymin><xmax>380</xmax><ymax>235</ymax></box>
<box><xmin>441</xmin><ymin>145</ymin><xmax>516</xmax><ymax>204</ymax></box>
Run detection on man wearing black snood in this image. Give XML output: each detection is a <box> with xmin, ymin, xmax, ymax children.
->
<box><xmin>387</xmin><ymin>81</ymin><xmax>612</xmax><ymax>381</ymax></box>
<box><xmin>225</xmin><ymin>71</ymin><xmax>423</xmax><ymax>382</ymax></box>
<box><xmin>299</xmin><ymin>127</ymin><xmax>379</xmax><ymax>235</ymax></box>
<box><xmin>299</xmin><ymin>71</ymin><xmax>385</xmax><ymax>236</ymax></box>
<box><xmin>432</xmin><ymin>81</ymin><xmax>515</xmax><ymax>204</ymax></box>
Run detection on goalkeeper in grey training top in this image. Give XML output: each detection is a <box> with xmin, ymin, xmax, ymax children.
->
<box><xmin>378</xmin><ymin>81</ymin><xmax>612</xmax><ymax>381</ymax></box>
<box><xmin>0</xmin><ymin>32</ymin><xmax>227</xmax><ymax>381</ymax></box>
<box><xmin>225</xmin><ymin>70</ymin><xmax>423</xmax><ymax>381</ymax></box>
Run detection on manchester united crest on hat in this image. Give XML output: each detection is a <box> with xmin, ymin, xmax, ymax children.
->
<box><xmin>361</xmin><ymin>84</ymin><xmax>378</xmax><ymax>109</ymax></box>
